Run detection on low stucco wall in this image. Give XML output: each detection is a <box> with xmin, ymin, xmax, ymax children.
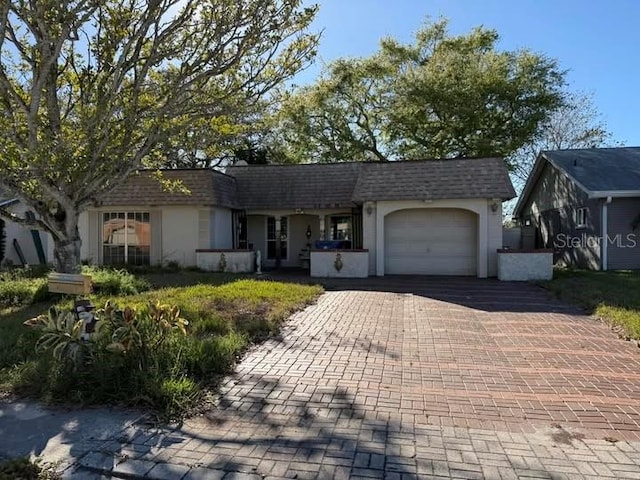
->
<box><xmin>497</xmin><ymin>249</ymin><xmax>553</xmax><ymax>281</ymax></box>
<box><xmin>310</xmin><ymin>250</ymin><xmax>369</xmax><ymax>278</ymax></box>
<box><xmin>196</xmin><ymin>250</ymin><xmax>254</xmax><ymax>273</ymax></box>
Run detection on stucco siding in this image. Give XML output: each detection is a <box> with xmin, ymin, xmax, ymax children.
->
<box><xmin>2</xmin><ymin>202</ymin><xmax>51</xmax><ymax>266</ymax></box>
<box><xmin>607</xmin><ymin>198</ymin><xmax>640</xmax><ymax>270</ymax></box>
<box><xmin>247</xmin><ymin>215</ymin><xmax>266</xmax><ymax>259</ymax></box>
<box><xmin>212</xmin><ymin>207</ymin><xmax>233</xmax><ymax>249</ymax></box>
<box><xmin>362</xmin><ymin>202</ymin><xmax>377</xmax><ymax>275</ymax></box>
<box><xmin>162</xmin><ymin>206</ymin><xmax>199</xmax><ymax>266</ymax></box>
<box><xmin>487</xmin><ymin>202</ymin><xmax>502</xmax><ymax>277</ymax></box>
<box><xmin>287</xmin><ymin>214</ymin><xmax>318</xmax><ymax>268</ymax></box>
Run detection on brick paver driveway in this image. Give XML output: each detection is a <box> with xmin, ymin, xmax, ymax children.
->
<box><xmin>75</xmin><ymin>277</ymin><xmax>640</xmax><ymax>479</ymax></box>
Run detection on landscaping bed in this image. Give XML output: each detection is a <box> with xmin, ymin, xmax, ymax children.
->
<box><xmin>0</xmin><ymin>268</ymin><xmax>322</xmax><ymax>418</ymax></box>
<box><xmin>542</xmin><ymin>269</ymin><xmax>640</xmax><ymax>340</ymax></box>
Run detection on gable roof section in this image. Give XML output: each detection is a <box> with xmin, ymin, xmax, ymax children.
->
<box><xmin>227</xmin><ymin>162</ymin><xmax>363</xmax><ymax>209</ymax></box>
<box><xmin>544</xmin><ymin>147</ymin><xmax>640</xmax><ymax>194</ymax></box>
<box><xmin>352</xmin><ymin>158</ymin><xmax>516</xmax><ymax>202</ymax></box>
<box><xmin>98</xmin><ymin>169</ymin><xmax>238</xmax><ymax>208</ymax></box>
<box><xmin>514</xmin><ymin>147</ymin><xmax>640</xmax><ymax>217</ymax></box>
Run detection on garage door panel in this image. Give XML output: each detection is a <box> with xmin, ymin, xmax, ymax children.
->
<box><xmin>384</xmin><ymin>208</ymin><xmax>477</xmax><ymax>276</ymax></box>
<box><xmin>385</xmin><ymin>255</ymin><xmax>476</xmax><ymax>275</ymax></box>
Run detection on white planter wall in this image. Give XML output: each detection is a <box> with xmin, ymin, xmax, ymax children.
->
<box><xmin>196</xmin><ymin>250</ymin><xmax>255</xmax><ymax>273</ymax></box>
<box><xmin>497</xmin><ymin>250</ymin><xmax>553</xmax><ymax>281</ymax></box>
<box><xmin>310</xmin><ymin>250</ymin><xmax>369</xmax><ymax>278</ymax></box>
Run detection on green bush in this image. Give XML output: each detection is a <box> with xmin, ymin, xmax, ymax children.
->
<box><xmin>0</xmin><ymin>278</ymin><xmax>47</xmax><ymax>309</ymax></box>
<box><xmin>82</xmin><ymin>266</ymin><xmax>151</xmax><ymax>296</ymax></box>
<box><xmin>0</xmin><ymin>457</ymin><xmax>40</xmax><ymax>480</ymax></box>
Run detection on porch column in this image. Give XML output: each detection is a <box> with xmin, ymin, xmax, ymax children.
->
<box><xmin>319</xmin><ymin>215</ymin><xmax>326</xmax><ymax>240</ymax></box>
<box><xmin>275</xmin><ymin>216</ymin><xmax>282</xmax><ymax>268</ymax></box>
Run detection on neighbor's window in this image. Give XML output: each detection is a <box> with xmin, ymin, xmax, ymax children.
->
<box><xmin>103</xmin><ymin>212</ymin><xmax>150</xmax><ymax>265</ymax></box>
<box><xmin>575</xmin><ymin>207</ymin><xmax>587</xmax><ymax>228</ymax></box>
<box><xmin>266</xmin><ymin>216</ymin><xmax>288</xmax><ymax>260</ymax></box>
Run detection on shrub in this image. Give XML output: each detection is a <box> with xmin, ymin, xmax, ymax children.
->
<box><xmin>4</xmin><ymin>279</ymin><xmax>322</xmax><ymax>418</ymax></box>
<box><xmin>0</xmin><ymin>457</ymin><xmax>40</xmax><ymax>480</ymax></box>
<box><xmin>82</xmin><ymin>266</ymin><xmax>151</xmax><ymax>296</ymax></box>
<box><xmin>0</xmin><ymin>278</ymin><xmax>47</xmax><ymax>309</ymax></box>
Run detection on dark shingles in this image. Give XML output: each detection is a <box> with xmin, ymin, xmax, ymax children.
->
<box><xmin>98</xmin><ymin>169</ymin><xmax>238</xmax><ymax>208</ymax></box>
<box><xmin>543</xmin><ymin>147</ymin><xmax>640</xmax><ymax>193</ymax></box>
<box><xmin>97</xmin><ymin>157</ymin><xmax>515</xmax><ymax>209</ymax></box>
<box><xmin>226</xmin><ymin>163</ymin><xmax>363</xmax><ymax>209</ymax></box>
<box><xmin>352</xmin><ymin>158</ymin><xmax>516</xmax><ymax>202</ymax></box>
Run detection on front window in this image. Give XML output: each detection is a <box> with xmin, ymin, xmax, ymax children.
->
<box><xmin>330</xmin><ymin>215</ymin><xmax>352</xmax><ymax>248</ymax></box>
<box><xmin>575</xmin><ymin>207</ymin><xmax>587</xmax><ymax>229</ymax></box>
<box><xmin>267</xmin><ymin>217</ymin><xmax>288</xmax><ymax>260</ymax></box>
<box><xmin>103</xmin><ymin>212</ymin><xmax>150</xmax><ymax>265</ymax></box>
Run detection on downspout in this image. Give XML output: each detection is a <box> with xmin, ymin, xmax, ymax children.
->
<box><xmin>602</xmin><ymin>196</ymin><xmax>612</xmax><ymax>271</ymax></box>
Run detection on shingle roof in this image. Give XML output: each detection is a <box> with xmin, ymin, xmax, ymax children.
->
<box><xmin>513</xmin><ymin>147</ymin><xmax>640</xmax><ymax>218</ymax></box>
<box><xmin>98</xmin><ymin>158</ymin><xmax>514</xmax><ymax>210</ymax></box>
<box><xmin>98</xmin><ymin>169</ymin><xmax>237</xmax><ymax>208</ymax></box>
<box><xmin>226</xmin><ymin>162</ymin><xmax>363</xmax><ymax>209</ymax></box>
<box><xmin>352</xmin><ymin>158</ymin><xmax>516</xmax><ymax>202</ymax></box>
<box><xmin>542</xmin><ymin>147</ymin><xmax>640</xmax><ymax>193</ymax></box>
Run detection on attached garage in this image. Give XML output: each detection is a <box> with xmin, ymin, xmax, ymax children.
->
<box><xmin>384</xmin><ymin>208</ymin><xmax>478</xmax><ymax>275</ymax></box>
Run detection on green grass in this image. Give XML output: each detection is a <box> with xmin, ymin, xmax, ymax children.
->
<box><xmin>543</xmin><ymin>269</ymin><xmax>640</xmax><ymax>339</ymax></box>
<box><xmin>0</xmin><ymin>273</ymin><xmax>322</xmax><ymax>418</ymax></box>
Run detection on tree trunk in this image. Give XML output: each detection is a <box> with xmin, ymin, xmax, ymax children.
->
<box><xmin>51</xmin><ymin>209</ymin><xmax>82</xmax><ymax>274</ymax></box>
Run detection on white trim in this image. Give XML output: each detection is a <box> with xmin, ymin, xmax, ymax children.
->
<box><xmin>589</xmin><ymin>190</ymin><xmax>640</xmax><ymax>198</ymax></box>
<box><xmin>575</xmin><ymin>207</ymin><xmax>588</xmax><ymax>229</ymax></box>
<box><xmin>601</xmin><ymin>197</ymin><xmax>612</xmax><ymax>271</ymax></box>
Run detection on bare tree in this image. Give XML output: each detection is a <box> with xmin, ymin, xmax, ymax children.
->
<box><xmin>510</xmin><ymin>91</ymin><xmax>617</xmax><ymax>185</ymax></box>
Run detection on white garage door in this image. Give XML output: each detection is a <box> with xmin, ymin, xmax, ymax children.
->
<box><xmin>384</xmin><ymin>208</ymin><xmax>477</xmax><ymax>275</ymax></box>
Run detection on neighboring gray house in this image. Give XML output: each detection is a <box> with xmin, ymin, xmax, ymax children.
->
<box><xmin>74</xmin><ymin>157</ymin><xmax>516</xmax><ymax>277</ymax></box>
<box><xmin>514</xmin><ymin>147</ymin><xmax>640</xmax><ymax>271</ymax></box>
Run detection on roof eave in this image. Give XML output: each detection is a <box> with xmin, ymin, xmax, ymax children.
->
<box><xmin>513</xmin><ymin>151</ymin><xmax>594</xmax><ymax>218</ymax></box>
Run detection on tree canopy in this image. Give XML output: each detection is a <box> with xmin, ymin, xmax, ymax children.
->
<box><xmin>0</xmin><ymin>0</ymin><xmax>318</xmax><ymax>272</ymax></box>
<box><xmin>274</xmin><ymin>19</ymin><xmax>567</xmax><ymax>163</ymax></box>
<box><xmin>510</xmin><ymin>91</ymin><xmax>617</xmax><ymax>184</ymax></box>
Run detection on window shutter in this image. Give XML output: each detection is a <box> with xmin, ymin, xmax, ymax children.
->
<box><xmin>150</xmin><ymin>210</ymin><xmax>163</xmax><ymax>265</ymax></box>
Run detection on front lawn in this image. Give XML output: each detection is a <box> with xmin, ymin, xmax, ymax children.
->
<box><xmin>0</xmin><ymin>270</ymin><xmax>322</xmax><ymax>418</ymax></box>
<box><xmin>543</xmin><ymin>269</ymin><xmax>640</xmax><ymax>340</ymax></box>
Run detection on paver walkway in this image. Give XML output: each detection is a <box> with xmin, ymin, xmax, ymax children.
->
<box><xmin>55</xmin><ymin>278</ymin><xmax>640</xmax><ymax>478</ymax></box>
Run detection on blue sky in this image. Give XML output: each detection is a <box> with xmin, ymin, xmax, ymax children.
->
<box><xmin>297</xmin><ymin>0</ymin><xmax>640</xmax><ymax>146</ymax></box>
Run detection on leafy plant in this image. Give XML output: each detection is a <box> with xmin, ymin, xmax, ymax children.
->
<box><xmin>25</xmin><ymin>307</ymin><xmax>88</xmax><ymax>369</ymax></box>
<box><xmin>3</xmin><ymin>279</ymin><xmax>322</xmax><ymax>418</ymax></box>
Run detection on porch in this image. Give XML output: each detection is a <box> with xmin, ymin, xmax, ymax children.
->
<box><xmin>239</xmin><ymin>208</ymin><xmax>368</xmax><ymax>277</ymax></box>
